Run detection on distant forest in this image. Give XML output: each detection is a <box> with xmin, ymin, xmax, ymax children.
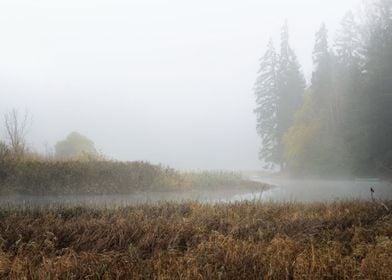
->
<box><xmin>254</xmin><ymin>0</ymin><xmax>392</xmax><ymax>178</ymax></box>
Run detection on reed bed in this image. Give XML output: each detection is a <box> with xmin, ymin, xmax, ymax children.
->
<box><xmin>0</xmin><ymin>159</ymin><xmax>265</xmax><ymax>195</ymax></box>
<box><xmin>0</xmin><ymin>200</ymin><xmax>391</xmax><ymax>279</ymax></box>
<box><xmin>0</xmin><ymin>160</ymin><xmax>187</xmax><ymax>195</ymax></box>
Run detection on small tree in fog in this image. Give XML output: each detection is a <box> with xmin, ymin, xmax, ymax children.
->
<box><xmin>4</xmin><ymin>109</ymin><xmax>31</xmax><ymax>155</ymax></box>
<box><xmin>55</xmin><ymin>132</ymin><xmax>98</xmax><ymax>159</ymax></box>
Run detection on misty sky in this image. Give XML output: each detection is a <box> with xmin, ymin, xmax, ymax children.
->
<box><xmin>0</xmin><ymin>0</ymin><xmax>362</xmax><ymax>170</ymax></box>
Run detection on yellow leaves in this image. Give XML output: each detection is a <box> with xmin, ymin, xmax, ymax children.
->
<box><xmin>283</xmin><ymin>91</ymin><xmax>322</xmax><ymax>161</ymax></box>
<box><xmin>284</xmin><ymin>120</ymin><xmax>321</xmax><ymax>160</ymax></box>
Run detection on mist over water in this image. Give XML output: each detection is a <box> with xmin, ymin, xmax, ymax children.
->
<box><xmin>2</xmin><ymin>178</ymin><xmax>391</xmax><ymax>207</ymax></box>
<box><xmin>241</xmin><ymin>178</ymin><xmax>392</xmax><ymax>202</ymax></box>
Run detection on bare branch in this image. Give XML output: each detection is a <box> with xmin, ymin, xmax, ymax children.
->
<box><xmin>4</xmin><ymin>109</ymin><xmax>31</xmax><ymax>155</ymax></box>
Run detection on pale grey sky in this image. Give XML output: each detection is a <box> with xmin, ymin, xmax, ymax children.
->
<box><xmin>0</xmin><ymin>0</ymin><xmax>362</xmax><ymax>170</ymax></box>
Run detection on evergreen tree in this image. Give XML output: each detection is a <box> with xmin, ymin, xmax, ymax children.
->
<box><xmin>254</xmin><ymin>39</ymin><xmax>278</xmax><ymax>165</ymax></box>
<box><xmin>334</xmin><ymin>12</ymin><xmax>365</xmax><ymax>173</ymax></box>
<box><xmin>279</xmin><ymin>0</ymin><xmax>392</xmax><ymax>177</ymax></box>
<box><xmin>284</xmin><ymin>23</ymin><xmax>347</xmax><ymax>176</ymax></box>
<box><xmin>334</xmin><ymin>11</ymin><xmax>363</xmax><ymax>107</ymax></box>
<box><xmin>311</xmin><ymin>24</ymin><xmax>339</xmax><ymax>133</ymax></box>
<box><xmin>335</xmin><ymin>12</ymin><xmax>363</xmax><ymax>70</ymax></box>
<box><xmin>275</xmin><ymin>21</ymin><xmax>306</xmax><ymax>170</ymax></box>
<box><xmin>312</xmin><ymin>24</ymin><xmax>332</xmax><ymax>101</ymax></box>
<box><xmin>361</xmin><ymin>0</ymin><xmax>392</xmax><ymax>173</ymax></box>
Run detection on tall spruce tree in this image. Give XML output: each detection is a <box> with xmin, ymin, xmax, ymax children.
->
<box><xmin>254</xmin><ymin>39</ymin><xmax>278</xmax><ymax>166</ymax></box>
<box><xmin>312</xmin><ymin>24</ymin><xmax>332</xmax><ymax>100</ymax></box>
<box><xmin>283</xmin><ymin>24</ymin><xmax>339</xmax><ymax>176</ymax></box>
<box><xmin>362</xmin><ymin>0</ymin><xmax>392</xmax><ymax>173</ymax></box>
<box><xmin>334</xmin><ymin>12</ymin><xmax>365</xmax><ymax>173</ymax></box>
<box><xmin>304</xmin><ymin>23</ymin><xmax>349</xmax><ymax>174</ymax></box>
<box><xmin>276</xmin><ymin>21</ymin><xmax>305</xmax><ymax>170</ymax></box>
<box><xmin>335</xmin><ymin>12</ymin><xmax>362</xmax><ymax>70</ymax></box>
<box><xmin>334</xmin><ymin>11</ymin><xmax>363</xmax><ymax>107</ymax></box>
<box><xmin>311</xmin><ymin>24</ymin><xmax>336</xmax><ymax>131</ymax></box>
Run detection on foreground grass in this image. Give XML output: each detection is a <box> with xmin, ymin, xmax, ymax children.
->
<box><xmin>0</xmin><ymin>201</ymin><xmax>391</xmax><ymax>279</ymax></box>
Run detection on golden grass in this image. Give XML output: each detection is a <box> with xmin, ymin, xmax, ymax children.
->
<box><xmin>0</xmin><ymin>159</ymin><xmax>267</xmax><ymax>195</ymax></box>
<box><xmin>0</xmin><ymin>159</ymin><xmax>189</xmax><ymax>195</ymax></box>
<box><xmin>0</xmin><ymin>201</ymin><xmax>391</xmax><ymax>279</ymax></box>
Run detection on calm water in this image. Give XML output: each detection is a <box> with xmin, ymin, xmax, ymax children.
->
<box><xmin>229</xmin><ymin>177</ymin><xmax>392</xmax><ymax>203</ymax></box>
<box><xmin>0</xmin><ymin>178</ymin><xmax>391</xmax><ymax>206</ymax></box>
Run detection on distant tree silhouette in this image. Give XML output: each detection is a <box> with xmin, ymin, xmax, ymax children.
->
<box><xmin>55</xmin><ymin>132</ymin><xmax>98</xmax><ymax>159</ymax></box>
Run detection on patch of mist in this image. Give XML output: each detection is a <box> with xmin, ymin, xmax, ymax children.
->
<box><xmin>1</xmin><ymin>177</ymin><xmax>391</xmax><ymax>207</ymax></box>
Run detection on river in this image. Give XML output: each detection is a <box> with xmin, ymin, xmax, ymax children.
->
<box><xmin>0</xmin><ymin>177</ymin><xmax>391</xmax><ymax>206</ymax></box>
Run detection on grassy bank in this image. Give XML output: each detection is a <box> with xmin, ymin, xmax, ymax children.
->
<box><xmin>0</xmin><ymin>159</ymin><xmax>267</xmax><ymax>195</ymax></box>
<box><xmin>0</xmin><ymin>160</ymin><xmax>187</xmax><ymax>195</ymax></box>
<box><xmin>0</xmin><ymin>201</ymin><xmax>391</xmax><ymax>279</ymax></box>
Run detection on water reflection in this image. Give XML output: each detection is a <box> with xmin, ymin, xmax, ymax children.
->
<box><xmin>0</xmin><ymin>178</ymin><xmax>391</xmax><ymax>206</ymax></box>
<box><xmin>225</xmin><ymin>178</ymin><xmax>392</xmax><ymax>203</ymax></box>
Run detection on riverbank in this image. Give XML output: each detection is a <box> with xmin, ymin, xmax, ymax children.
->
<box><xmin>0</xmin><ymin>159</ymin><xmax>268</xmax><ymax>195</ymax></box>
<box><xmin>0</xmin><ymin>200</ymin><xmax>391</xmax><ymax>279</ymax></box>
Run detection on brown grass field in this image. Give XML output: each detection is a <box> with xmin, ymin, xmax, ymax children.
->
<box><xmin>0</xmin><ymin>200</ymin><xmax>391</xmax><ymax>279</ymax></box>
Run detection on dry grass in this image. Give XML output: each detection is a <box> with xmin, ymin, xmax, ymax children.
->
<box><xmin>0</xmin><ymin>201</ymin><xmax>391</xmax><ymax>279</ymax></box>
<box><xmin>0</xmin><ymin>159</ymin><xmax>266</xmax><ymax>195</ymax></box>
<box><xmin>0</xmin><ymin>159</ymin><xmax>188</xmax><ymax>195</ymax></box>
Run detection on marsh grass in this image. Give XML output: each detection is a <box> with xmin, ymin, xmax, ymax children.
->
<box><xmin>0</xmin><ymin>159</ymin><xmax>265</xmax><ymax>195</ymax></box>
<box><xmin>0</xmin><ymin>200</ymin><xmax>391</xmax><ymax>279</ymax></box>
<box><xmin>0</xmin><ymin>159</ymin><xmax>188</xmax><ymax>195</ymax></box>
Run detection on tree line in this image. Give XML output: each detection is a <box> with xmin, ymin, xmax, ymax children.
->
<box><xmin>254</xmin><ymin>0</ymin><xmax>392</xmax><ymax>178</ymax></box>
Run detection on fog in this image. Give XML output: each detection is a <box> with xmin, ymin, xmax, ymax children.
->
<box><xmin>2</xmin><ymin>178</ymin><xmax>392</xmax><ymax>206</ymax></box>
<box><xmin>1</xmin><ymin>0</ymin><xmax>361</xmax><ymax>170</ymax></box>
